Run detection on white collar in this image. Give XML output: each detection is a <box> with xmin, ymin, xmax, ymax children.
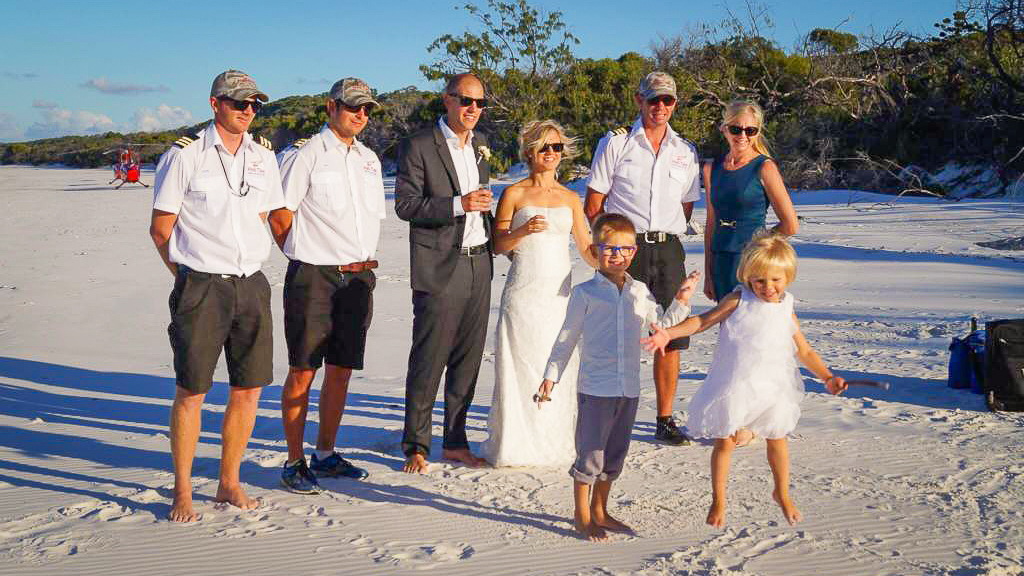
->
<box><xmin>203</xmin><ymin>121</ymin><xmax>253</xmax><ymax>153</ymax></box>
<box><xmin>319</xmin><ymin>123</ymin><xmax>364</xmax><ymax>155</ymax></box>
<box><xmin>438</xmin><ymin>116</ymin><xmax>474</xmax><ymax>147</ymax></box>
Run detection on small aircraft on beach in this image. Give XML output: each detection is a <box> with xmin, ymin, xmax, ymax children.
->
<box><xmin>107</xmin><ymin>147</ymin><xmax>147</xmax><ymax>188</ymax></box>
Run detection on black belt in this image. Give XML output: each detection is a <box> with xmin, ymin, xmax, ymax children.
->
<box><xmin>458</xmin><ymin>243</ymin><xmax>488</xmax><ymax>256</ymax></box>
<box><xmin>179</xmin><ymin>264</ymin><xmax>248</xmax><ymax>279</ymax></box>
<box><xmin>636</xmin><ymin>231</ymin><xmax>677</xmax><ymax>243</ymax></box>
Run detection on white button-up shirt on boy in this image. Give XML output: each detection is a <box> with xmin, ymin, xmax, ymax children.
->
<box><xmin>586</xmin><ymin>118</ymin><xmax>701</xmax><ymax>236</ymax></box>
<box><xmin>544</xmin><ymin>272</ymin><xmax>690</xmax><ymax>398</ymax></box>
<box><xmin>277</xmin><ymin>124</ymin><xmax>386</xmax><ymax>265</ymax></box>
<box><xmin>153</xmin><ymin>122</ymin><xmax>284</xmax><ymax>277</ymax></box>
<box><xmin>439</xmin><ymin>117</ymin><xmax>488</xmax><ymax>248</ymax></box>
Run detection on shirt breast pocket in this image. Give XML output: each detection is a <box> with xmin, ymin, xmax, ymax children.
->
<box><xmin>310</xmin><ymin>172</ymin><xmax>345</xmax><ymax>212</ymax></box>
<box><xmin>363</xmin><ymin>173</ymin><xmax>387</xmax><ymax>219</ymax></box>
<box><xmin>669</xmin><ymin>167</ymin><xmax>694</xmax><ymax>196</ymax></box>
<box><xmin>187</xmin><ymin>178</ymin><xmax>223</xmax><ymax>214</ymax></box>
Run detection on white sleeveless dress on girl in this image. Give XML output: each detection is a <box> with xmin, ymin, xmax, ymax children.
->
<box><xmin>686</xmin><ymin>286</ymin><xmax>805</xmax><ymax>439</ymax></box>
<box><xmin>483</xmin><ymin>205</ymin><xmax>578</xmax><ymax>467</ymax></box>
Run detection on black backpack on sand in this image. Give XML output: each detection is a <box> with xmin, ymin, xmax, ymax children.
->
<box><xmin>984</xmin><ymin>319</ymin><xmax>1024</xmax><ymax>412</ymax></box>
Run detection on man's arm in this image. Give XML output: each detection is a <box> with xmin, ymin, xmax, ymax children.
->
<box><xmin>584</xmin><ymin>188</ymin><xmax>606</xmax><ymax>224</ymax></box>
<box><xmin>394</xmin><ymin>136</ymin><xmax>462</xmax><ymax>223</ymax></box>
<box><xmin>150</xmin><ymin>209</ymin><xmax>178</xmax><ymax>276</ymax></box>
<box><xmin>268</xmin><ymin>208</ymin><xmax>292</xmax><ymax>251</ymax></box>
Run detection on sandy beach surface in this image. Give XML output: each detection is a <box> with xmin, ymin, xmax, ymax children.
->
<box><xmin>1</xmin><ymin>164</ymin><xmax>1023</xmax><ymax>576</ymax></box>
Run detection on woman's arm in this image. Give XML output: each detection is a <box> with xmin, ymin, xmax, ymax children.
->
<box><xmin>702</xmin><ymin>161</ymin><xmax>717</xmax><ymax>300</ymax></box>
<box><xmin>567</xmin><ymin>192</ymin><xmax>598</xmax><ymax>268</ymax></box>
<box><xmin>792</xmin><ymin>313</ymin><xmax>846</xmax><ymax>394</ymax></box>
<box><xmin>491</xmin><ymin>184</ymin><xmax>542</xmax><ymax>254</ymax></box>
<box><xmin>760</xmin><ymin>159</ymin><xmax>799</xmax><ymax>236</ymax></box>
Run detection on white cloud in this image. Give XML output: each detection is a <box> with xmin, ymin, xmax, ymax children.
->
<box><xmin>0</xmin><ymin>112</ymin><xmax>23</xmax><ymax>141</ymax></box>
<box><xmin>25</xmin><ymin>106</ymin><xmax>116</xmax><ymax>140</ymax></box>
<box><xmin>127</xmin><ymin>104</ymin><xmax>193</xmax><ymax>132</ymax></box>
<box><xmin>81</xmin><ymin>77</ymin><xmax>169</xmax><ymax>95</ymax></box>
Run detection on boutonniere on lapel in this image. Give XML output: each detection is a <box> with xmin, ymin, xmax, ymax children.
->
<box><xmin>476</xmin><ymin>145</ymin><xmax>491</xmax><ymax>165</ymax></box>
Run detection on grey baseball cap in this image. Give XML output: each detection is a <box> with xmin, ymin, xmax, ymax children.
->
<box><xmin>210</xmin><ymin>69</ymin><xmax>268</xmax><ymax>102</ymax></box>
<box><xmin>329</xmin><ymin>77</ymin><xmax>381</xmax><ymax>109</ymax></box>
<box><xmin>637</xmin><ymin>71</ymin><xmax>677</xmax><ymax>100</ymax></box>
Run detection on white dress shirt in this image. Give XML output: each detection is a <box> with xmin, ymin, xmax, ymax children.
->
<box><xmin>153</xmin><ymin>122</ymin><xmax>285</xmax><ymax>276</ymax></box>
<box><xmin>544</xmin><ymin>272</ymin><xmax>690</xmax><ymax>398</ymax></box>
<box><xmin>438</xmin><ymin>117</ymin><xmax>488</xmax><ymax>248</ymax></box>
<box><xmin>276</xmin><ymin>124</ymin><xmax>386</xmax><ymax>265</ymax></box>
<box><xmin>586</xmin><ymin>117</ymin><xmax>701</xmax><ymax>236</ymax></box>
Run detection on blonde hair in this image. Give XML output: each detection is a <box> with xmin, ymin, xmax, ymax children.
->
<box><xmin>721</xmin><ymin>100</ymin><xmax>772</xmax><ymax>158</ymax></box>
<box><xmin>518</xmin><ymin>119</ymin><xmax>578</xmax><ymax>165</ymax></box>
<box><xmin>736</xmin><ymin>231</ymin><xmax>796</xmax><ymax>287</ymax></box>
<box><xmin>591</xmin><ymin>213</ymin><xmax>635</xmax><ymax>244</ymax></box>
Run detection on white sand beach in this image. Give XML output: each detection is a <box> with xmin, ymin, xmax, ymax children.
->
<box><xmin>0</xmin><ymin>164</ymin><xmax>1022</xmax><ymax>576</ymax></box>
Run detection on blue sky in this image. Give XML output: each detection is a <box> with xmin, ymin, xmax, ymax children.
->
<box><xmin>0</xmin><ymin>0</ymin><xmax>957</xmax><ymax>142</ymax></box>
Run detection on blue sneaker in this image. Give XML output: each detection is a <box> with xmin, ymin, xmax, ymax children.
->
<box><xmin>281</xmin><ymin>459</ymin><xmax>321</xmax><ymax>494</ymax></box>
<box><xmin>310</xmin><ymin>452</ymin><xmax>369</xmax><ymax>480</ymax></box>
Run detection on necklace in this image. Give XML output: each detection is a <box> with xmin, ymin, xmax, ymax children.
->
<box><xmin>216</xmin><ymin>147</ymin><xmax>250</xmax><ymax>197</ymax></box>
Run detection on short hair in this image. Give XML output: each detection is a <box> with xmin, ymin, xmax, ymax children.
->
<box><xmin>518</xmin><ymin>119</ymin><xmax>578</xmax><ymax>164</ymax></box>
<box><xmin>736</xmin><ymin>231</ymin><xmax>797</xmax><ymax>287</ymax></box>
<box><xmin>444</xmin><ymin>73</ymin><xmax>483</xmax><ymax>95</ymax></box>
<box><xmin>720</xmin><ymin>99</ymin><xmax>772</xmax><ymax>157</ymax></box>
<box><xmin>591</xmin><ymin>213</ymin><xmax>636</xmax><ymax>244</ymax></box>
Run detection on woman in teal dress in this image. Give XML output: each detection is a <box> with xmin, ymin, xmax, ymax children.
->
<box><xmin>703</xmin><ymin>101</ymin><xmax>800</xmax><ymax>302</ymax></box>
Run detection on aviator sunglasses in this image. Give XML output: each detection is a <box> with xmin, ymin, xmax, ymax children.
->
<box><xmin>448</xmin><ymin>93</ymin><xmax>489</xmax><ymax>108</ymax></box>
<box><xmin>218</xmin><ymin>97</ymin><xmax>262</xmax><ymax>113</ymax></box>
<box><xmin>335</xmin><ymin>100</ymin><xmax>374</xmax><ymax>115</ymax></box>
<box><xmin>727</xmin><ymin>125</ymin><xmax>760</xmax><ymax>137</ymax></box>
<box><xmin>646</xmin><ymin>95</ymin><xmax>676</xmax><ymax>106</ymax></box>
<box><xmin>537</xmin><ymin>142</ymin><xmax>565</xmax><ymax>153</ymax></box>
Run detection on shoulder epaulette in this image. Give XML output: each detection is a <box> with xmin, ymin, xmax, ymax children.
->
<box><xmin>173</xmin><ymin>135</ymin><xmax>196</xmax><ymax>149</ymax></box>
<box><xmin>607</xmin><ymin>126</ymin><xmax>629</xmax><ymax>138</ymax></box>
<box><xmin>290</xmin><ymin>137</ymin><xmax>310</xmax><ymax>150</ymax></box>
<box><xmin>256</xmin><ymin>135</ymin><xmax>274</xmax><ymax>151</ymax></box>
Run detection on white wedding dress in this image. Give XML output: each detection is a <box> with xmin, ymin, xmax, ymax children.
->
<box><xmin>483</xmin><ymin>205</ymin><xmax>579</xmax><ymax>467</ymax></box>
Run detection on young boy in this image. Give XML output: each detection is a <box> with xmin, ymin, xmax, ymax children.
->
<box><xmin>537</xmin><ymin>213</ymin><xmax>700</xmax><ymax>541</ymax></box>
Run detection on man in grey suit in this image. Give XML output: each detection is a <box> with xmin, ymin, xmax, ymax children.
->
<box><xmin>395</xmin><ymin>73</ymin><xmax>493</xmax><ymax>473</ymax></box>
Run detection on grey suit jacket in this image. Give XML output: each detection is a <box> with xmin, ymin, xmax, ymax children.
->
<box><xmin>394</xmin><ymin>125</ymin><xmax>493</xmax><ymax>294</ymax></box>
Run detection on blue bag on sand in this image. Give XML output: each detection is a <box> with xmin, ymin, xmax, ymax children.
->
<box><xmin>966</xmin><ymin>331</ymin><xmax>986</xmax><ymax>394</ymax></box>
<box><xmin>948</xmin><ymin>336</ymin><xmax>971</xmax><ymax>389</ymax></box>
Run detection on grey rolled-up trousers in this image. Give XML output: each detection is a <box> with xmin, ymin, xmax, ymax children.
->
<box><xmin>570</xmin><ymin>393</ymin><xmax>639</xmax><ymax>484</ymax></box>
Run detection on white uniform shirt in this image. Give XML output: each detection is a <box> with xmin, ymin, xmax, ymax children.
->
<box><xmin>544</xmin><ymin>272</ymin><xmax>689</xmax><ymax>398</ymax></box>
<box><xmin>439</xmin><ymin>117</ymin><xmax>488</xmax><ymax>248</ymax></box>
<box><xmin>153</xmin><ymin>122</ymin><xmax>284</xmax><ymax>276</ymax></box>
<box><xmin>276</xmin><ymin>125</ymin><xmax>386</xmax><ymax>265</ymax></box>
<box><xmin>586</xmin><ymin>118</ymin><xmax>701</xmax><ymax>235</ymax></box>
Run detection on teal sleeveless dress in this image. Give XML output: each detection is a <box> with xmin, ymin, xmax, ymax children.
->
<box><xmin>709</xmin><ymin>155</ymin><xmax>769</xmax><ymax>300</ymax></box>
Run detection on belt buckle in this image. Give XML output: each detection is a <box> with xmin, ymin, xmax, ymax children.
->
<box><xmin>641</xmin><ymin>231</ymin><xmax>664</xmax><ymax>243</ymax></box>
<box><xmin>719</xmin><ymin>219</ymin><xmax>737</xmax><ymax>228</ymax></box>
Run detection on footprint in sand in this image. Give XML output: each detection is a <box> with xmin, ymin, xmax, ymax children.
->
<box><xmin>372</xmin><ymin>541</ymin><xmax>475</xmax><ymax>568</ymax></box>
<box><xmin>0</xmin><ymin>500</ymin><xmax>138</xmax><ymax>564</ymax></box>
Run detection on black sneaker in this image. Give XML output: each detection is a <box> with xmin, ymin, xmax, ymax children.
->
<box><xmin>655</xmin><ymin>418</ymin><xmax>692</xmax><ymax>446</ymax></box>
<box><xmin>281</xmin><ymin>459</ymin><xmax>322</xmax><ymax>494</ymax></box>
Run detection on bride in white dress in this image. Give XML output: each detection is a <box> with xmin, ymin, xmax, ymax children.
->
<box><xmin>483</xmin><ymin>120</ymin><xmax>597</xmax><ymax>467</ymax></box>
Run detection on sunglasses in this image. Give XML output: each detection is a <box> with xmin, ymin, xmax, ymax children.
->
<box><xmin>537</xmin><ymin>142</ymin><xmax>564</xmax><ymax>153</ymax></box>
<box><xmin>597</xmin><ymin>244</ymin><xmax>637</xmax><ymax>257</ymax></box>
<box><xmin>727</xmin><ymin>125</ymin><xmax>759</xmax><ymax>137</ymax></box>
<box><xmin>448</xmin><ymin>93</ymin><xmax>488</xmax><ymax>108</ymax></box>
<box><xmin>336</xmin><ymin>100</ymin><xmax>374</xmax><ymax>116</ymax></box>
<box><xmin>646</xmin><ymin>95</ymin><xmax>676</xmax><ymax>106</ymax></box>
<box><xmin>218</xmin><ymin>97</ymin><xmax>262</xmax><ymax>113</ymax></box>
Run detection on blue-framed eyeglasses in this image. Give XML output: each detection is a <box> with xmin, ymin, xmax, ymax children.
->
<box><xmin>597</xmin><ymin>244</ymin><xmax>637</xmax><ymax>257</ymax></box>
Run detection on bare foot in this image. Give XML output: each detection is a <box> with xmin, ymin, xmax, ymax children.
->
<box><xmin>732</xmin><ymin>428</ymin><xmax>754</xmax><ymax>447</ymax></box>
<box><xmin>441</xmin><ymin>448</ymin><xmax>485</xmax><ymax>468</ymax></box>
<box><xmin>574</xmin><ymin>518</ymin><xmax>608</xmax><ymax>541</ymax></box>
<box><xmin>214</xmin><ymin>483</ymin><xmax>262</xmax><ymax>510</ymax></box>
<box><xmin>706</xmin><ymin>500</ymin><xmax>726</xmax><ymax>529</ymax></box>
<box><xmin>773</xmin><ymin>490</ymin><xmax>802</xmax><ymax>525</ymax></box>
<box><xmin>168</xmin><ymin>492</ymin><xmax>200</xmax><ymax>522</ymax></box>
<box><xmin>594</xmin><ymin>514</ymin><xmax>634</xmax><ymax>534</ymax></box>
<box><xmin>403</xmin><ymin>452</ymin><xmax>429</xmax><ymax>474</ymax></box>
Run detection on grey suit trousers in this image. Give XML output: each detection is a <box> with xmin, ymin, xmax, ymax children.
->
<box><xmin>401</xmin><ymin>251</ymin><xmax>491</xmax><ymax>456</ymax></box>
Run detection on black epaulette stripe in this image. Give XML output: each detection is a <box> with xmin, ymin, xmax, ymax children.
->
<box><xmin>172</xmin><ymin>135</ymin><xmax>195</xmax><ymax>149</ymax></box>
<box><xmin>291</xmin><ymin>138</ymin><xmax>310</xmax><ymax>149</ymax></box>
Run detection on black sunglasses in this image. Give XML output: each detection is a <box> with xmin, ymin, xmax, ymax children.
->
<box><xmin>218</xmin><ymin>97</ymin><xmax>262</xmax><ymax>113</ymax></box>
<box><xmin>335</xmin><ymin>100</ymin><xmax>374</xmax><ymax>115</ymax></box>
<box><xmin>727</xmin><ymin>125</ymin><xmax>759</xmax><ymax>137</ymax></box>
<box><xmin>448</xmin><ymin>93</ymin><xmax>488</xmax><ymax>108</ymax></box>
<box><xmin>646</xmin><ymin>95</ymin><xmax>676</xmax><ymax>106</ymax></box>
<box><xmin>537</xmin><ymin>142</ymin><xmax>564</xmax><ymax>153</ymax></box>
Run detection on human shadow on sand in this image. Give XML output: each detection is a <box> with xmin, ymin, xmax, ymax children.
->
<box><xmin>323</xmin><ymin>478</ymin><xmax>577</xmax><ymax>538</ymax></box>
